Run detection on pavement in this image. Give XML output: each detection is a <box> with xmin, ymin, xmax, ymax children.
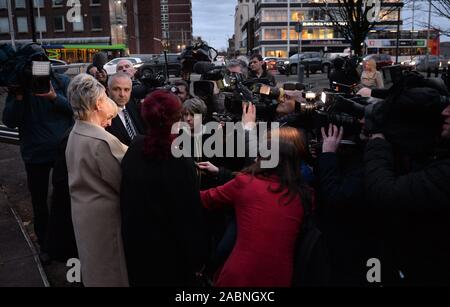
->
<box><xmin>0</xmin><ymin>91</ymin><xmax>48</xmax><ymax>287</ymax></box>
<box><xmin>0</xmin><ymin>187</ymin><xmax>48</xmax><ymax>287</ymax></box>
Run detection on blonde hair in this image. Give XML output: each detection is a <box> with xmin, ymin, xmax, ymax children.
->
<box><xmin>365</xmin><ymin>59</ymin><xmax>377</xmax><ymax>71</ymax></box>
<box><xmin>67</xmin><ymin>73</ymin><xmax>106</xmax><ymax>120</ymax></box>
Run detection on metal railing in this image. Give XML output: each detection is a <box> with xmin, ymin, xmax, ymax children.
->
<box><xmin>52</xmin><ymin>63</ymin><xmax>90</xmax><ymax>77</ymax></box>
<box><xmin>0</xmin><ymin>124</ymin><xmax>19</xmax><ymax>145</ymax></box>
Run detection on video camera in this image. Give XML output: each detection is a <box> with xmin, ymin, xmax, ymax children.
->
<box><xmin>0</xmin><ymin>43</ymin><xmax>53</xmax><ymax>94</ymax></box>
<box><xmin>192</xmin><ymin>61</ymin><xmax>284</xmax><ymax>122</ymax></box>
<box><xmin>132</xmin><ymin>66</ymin><xmax>169</xmax><ymax>100</ymax></box>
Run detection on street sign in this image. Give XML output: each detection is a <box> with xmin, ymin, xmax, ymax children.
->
<box><xmin>295</xmin><ymin>23</ymin><xmax>303</xmax><ymax>33</ymax></box>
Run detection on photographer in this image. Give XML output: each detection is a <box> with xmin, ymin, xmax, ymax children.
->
<box><xmin>364</xmin><ymin>83</ymin><xmax>450</xmax><ymax>285</ymax></box>
<box><xmin>315</xmin><ymin>123</ymin><xmax>382</xmax><ymax>286</ymax></box>
<box><xmin>2</xmin><ymin>47</ymin><xmax>73</xmax><ymax>263</ymax></box>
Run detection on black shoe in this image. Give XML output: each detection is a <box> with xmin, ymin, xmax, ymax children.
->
<box><xmin>39</xmin><ymin>251</ymin><xmax>52</xmax><ymax>265</ymax></box>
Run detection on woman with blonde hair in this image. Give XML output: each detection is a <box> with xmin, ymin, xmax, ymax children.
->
<box><xmin>361</xmin><ymin>58</ymin><xmax>384</xmax><ymax>89</ymax></box>
<box><xmin>65</xmin><ymin>73</ymin><xmax>129</xmax><ymax>287</ymax></box>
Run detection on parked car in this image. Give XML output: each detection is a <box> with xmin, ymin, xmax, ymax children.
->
<box><xmin>361</xmin><ymin>54</ymin><xmax>394</xmax><ymax>70</ymax></box>
<box><xmin>103</xmin><ymin>57</ymin><xmax>144</xmax><ymax>75</ymax></box>
<box><xmin>321</xmin><ymin>52</ymin><xmax>350</xmax><ymax>74</ymax></box>
<box><xmin>139</xmin><ymin>54</ymin><xmax>182</xmax><ymax>77</ymax></box>
<box><xmin>263</xmin><ymin>57</ymin><xmax>282</xmax><ymax>71</ymax></box>
<box><xmin>402</xmin><ymin>55</ymin><xmax>448</xmax><ymax>72</ymax></box>
<box><xmin>287</xmin><ymin>52</ymin><xmax>323</xmax><ymax>75</ymax></box>
<box><xmin>276</xmin><ymin>58</ymin><xmax>291</xmax><ymax>75</ymax></box>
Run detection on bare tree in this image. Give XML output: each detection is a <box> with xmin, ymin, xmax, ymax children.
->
<box><xmin>320</xmin><ymin>0</ymin><xmax>404</xmax><ymax>55</ymax></box>
<box><xmin>431</xmin><ymin>0</ymin><xmax>450</xmax><ymax>35</ymax></box>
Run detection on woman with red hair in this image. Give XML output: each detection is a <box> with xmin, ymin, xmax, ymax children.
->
<box><xmin>120</xmin><ymin>90</ymin><xmax>209</xmax><ymax>286</ymax></box>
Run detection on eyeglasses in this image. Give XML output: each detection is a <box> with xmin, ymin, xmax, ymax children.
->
<box><xmin>250</xmin><ymin>61</ymin><xmax>259</xmax><ymax>64</ymax></box>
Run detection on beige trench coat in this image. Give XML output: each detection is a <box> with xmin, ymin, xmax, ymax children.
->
<box><xmin>66</xmin><ymin>120</ymin><xmax>129</xmax><ymax>287</ymax></box>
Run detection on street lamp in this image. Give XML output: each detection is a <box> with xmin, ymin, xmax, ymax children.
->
<box><xmin>154</xmin><ymin>37</ymin><xmax>170</xmax><ymax>81</ymax></box>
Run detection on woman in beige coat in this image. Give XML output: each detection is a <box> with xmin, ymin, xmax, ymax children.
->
<box><xmin>65</xmin><ymin>73</ymin><xmax>129</xmax><ymax>287</ymax></box>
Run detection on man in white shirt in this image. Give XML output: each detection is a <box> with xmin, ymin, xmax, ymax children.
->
<box><xmin>106</xmin><ymin>73</ymin><xmax>145</xmax><ymax>145</ymax></box>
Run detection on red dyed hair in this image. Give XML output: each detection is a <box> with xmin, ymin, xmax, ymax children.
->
<box><xmin>141</xmin><ymin>90</ymin><xmax>182</xmax><ymax>159</ymax></box>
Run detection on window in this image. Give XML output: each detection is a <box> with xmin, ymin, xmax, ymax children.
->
<box><xmin>91</xmin><ymin>16</ymin><xmax>102</xmax><ymax>31</ymax></box>
<box><xmin>17</xmin><ymin>16</ymin><xmax>28</xmax><ymax>32</ymax></box>
<box><xmin>90</xmin><ymin>0</ymin><xmax>101</xmax><ymax>6</ymax></box>
<box><xmin>54</xmin><ymin>16</ymin><xmax>65</xmax><ymax>32</ymax></box>
<box><xmin>52</xmin><ymin>0</ymin><xmax>64</xmax><ymax>7</ymax></box>
<box><xmin>72</xmin><ymin>18</ymin><xmax>84</xmax><ymax>32</ymax></box>
<box><xmin>33</xmin><ymin>0</ymin><xmax>44</xmax><ymax>8</ymax></box>
<box><xmin>0</xmin><ymin>18</ymin><xmax>9</xmax><ymax>33</ymax></box>
<box><xmin>35</xmin><ymin>16</ymin><xmax>46</xmax><ymax>32</ymax></box>
<box><xmin>0</xmin><ymin>0</ymin><xmax>6</xmax><ymax>9</ymax></box>
<box><xmin>15</xmin><ymin>0</ymin><xmax>25</xmax><ymax>8</ymax></box>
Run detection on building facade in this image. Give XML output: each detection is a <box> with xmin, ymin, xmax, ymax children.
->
<box><xmin>127</xmin><ymin>0</ymin><xmax>192</xmax><ymax>54</ymax></box>
<box><xmin>253</xmin><ymin>0</ymin><xmax>403</xmax><ymax>58</ymax></box>
<box><xmin>234</xmin><ymin>0</ymin><xmax>256</xmax><ymax>55</ymax></box>
<box><xmin>0</xmin><ymin>0</ymin><xmax>126</xmax><ymax>45</ymax></box>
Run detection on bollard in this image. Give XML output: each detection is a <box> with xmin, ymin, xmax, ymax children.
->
<box><xmin>298</xmin><ymin>64</ymin><xmax>304</xmax><ymax>84</ymax></box>
<box><xmin>305</xmin><ymin>65</ymin><xmax>310</xmax><ymax>78</ymax></box>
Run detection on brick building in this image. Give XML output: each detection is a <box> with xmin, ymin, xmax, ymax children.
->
<box><xmin>0</xmin><ymin>0</ymin><xmax>126</xmax><ymax>45</ymax></box>
<box><xmin>127</xmin><ymin>0</ymin><xmax>192</xmax><ymax>54</ymax></box>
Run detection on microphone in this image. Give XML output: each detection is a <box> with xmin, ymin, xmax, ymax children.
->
<box><xmin>93</xmin><ymin>52</ymin><xmax>108</xmax><ymax>69</ymax></box>
<box><xmin>283</xmin><ymin>82</ymin><xmax>305</xmax><ymax>91</ymax></box>
<box><xmin>193</xmin><ymin>61</ymin><xmax>216</xmax><ymax>75</ymax></box>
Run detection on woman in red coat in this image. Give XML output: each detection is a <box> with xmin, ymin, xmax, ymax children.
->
<box><xmin>200</xmin><ymin>127</ymin><xmax>313</xmax><ymax>287</ymax></box>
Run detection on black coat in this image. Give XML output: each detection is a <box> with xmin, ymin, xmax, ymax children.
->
<box><xmin>106</xmin><ymin>100</ymin><xmax>145</xmax><ymax>146</ymax></box>
<box><xmin>46</xmin><ymin>127</ymin><xmax>78</xmax><ymax>262</ymax></box>
<box><xmin>120</xmin><ymin>136</ymin><xmax>209</xmax><ymax>286</ymax></box>
<box><xmin>316</xmin><ymin>151</ymin><xmax>382</xmax><ymax>286</ymax></box>
<box><xmin>364</xmin><ymin>138</ymin><xmax>450</xmax><ymax>285</ymax></box>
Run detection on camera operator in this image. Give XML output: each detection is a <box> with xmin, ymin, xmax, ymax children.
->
<box><xmin>226</xmin><ymin>59</ymin><xmax>245</xmax><ymax>74</ymax></box>
<box><xmin>174</xmin><ymin>80</ymin><xmax>191</xmax><ymax>103</ymax></box>
<box><xmin>314</xmin><ymin>122</ymin><xmax>382</xmax><ymax>286</ymax></box>
<box><xmin>248</xmin><ymin>54</ymin><xmax>276</xmax><ymax>87</ymax></box>
<box><xmin>364</xmin><ymin>83</ymin><xmax>450</xmax><ymax>285</ymax></box>
<box><xmin>328</xmin><ymin>57</ymin><xmax>358</xmax><ymax>94</ymax></box>
<box><xmin>2</xmin><ymin>49</ymin><xmax>73</xmax><ymax>263</ymax></box>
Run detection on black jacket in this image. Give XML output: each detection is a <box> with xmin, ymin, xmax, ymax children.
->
<box><xmin>316</xmin><ymin>150</ymin><xmax>381</xmax><ymax>286</ymax></box>
<box><xmin>120</xmin><ymin>135</ymin><xmax>209</xmax><ymax>286</ymax></box>
<box><xmin>364</xmin><ymin>138</ymin><xmax>450</xmax><ymax>285</ymax></box>
<box><xmin>106</xmin><ymin>99</ymin><xmax>145</xmax><ymax>146</ymax></box>
<box><xmin>247</xmin><ymin>69</ymin><xmax>276</xmax><ymax>86</ymax></box>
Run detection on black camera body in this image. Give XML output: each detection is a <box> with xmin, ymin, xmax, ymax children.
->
<box><xmin>0</xmin><ymin>43</ymin><xmax>52</xmax><ymax>94</ymax></box>
<box><xmin>192</xmin><ymin>62</ymin><xmax>282</xmax><ymax>122</ymax></box>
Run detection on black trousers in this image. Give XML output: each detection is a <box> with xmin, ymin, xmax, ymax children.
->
<box><xmin>25</xmin><ymin>162</ymin><xmax>53</xmax><ymax>251</ymax></box>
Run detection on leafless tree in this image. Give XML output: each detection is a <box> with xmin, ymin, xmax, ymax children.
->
<box><xmin>431</xmin><ymin>0</ymin><xmax>450</xmax><ymax>35</ymax></box>
<box><xmin>320</xmin><ymin>0</ymin><xmax>404</xmax><ymax>55</ymax></box>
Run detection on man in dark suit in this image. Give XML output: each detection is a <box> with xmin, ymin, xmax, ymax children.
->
<box><xmin>106</xmin><ymin>73</ymin><xmax>145</xmax><ymax>145</ymax></box>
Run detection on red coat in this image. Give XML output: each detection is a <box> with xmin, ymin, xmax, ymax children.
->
<box><xmin>200</xmin><ymin>174</ymin><xmax>304</xmax><ymax>287</ymax></box>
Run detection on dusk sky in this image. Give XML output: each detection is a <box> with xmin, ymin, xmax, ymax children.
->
<box><xmin>192</xmin><ymin>1</ymin><xmax>449</xmax><ymax>50</ymax></box>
